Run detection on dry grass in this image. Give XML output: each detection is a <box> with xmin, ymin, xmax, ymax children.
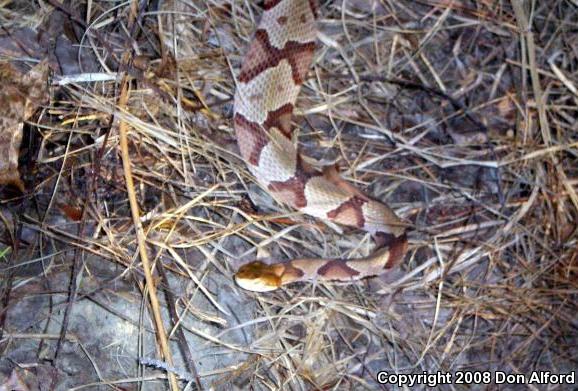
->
<box><xmin>0</xmin><ymin>0</ymin><xmax>576</xmax><ymax>390</ymax></box>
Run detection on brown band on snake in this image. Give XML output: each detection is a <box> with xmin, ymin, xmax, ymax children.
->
<box><xmin>317</xmin><ymin>260</ymin><xmax>361</xmax><ymax>279</ymax></box>
<box><xmin>267</xmin><ymin>156</ymin><xmax>318</xmax><ymax>208</ymax></box>
<box><xmin>263</xmin><ymin>103</ymin><xmax>294</xmax><ymax>138</ymax></box>
<box><xmin>234</xmin><ymin>113</ymin><xmax>269</xmax><ymax>166</ymax></box>
<box><xmin>233</xmin><ymin>0</ymin><xmax>408</xmax><ymax>292</ymax></box>
<box><xmin>263</xmin><ymin>0</ymin><xmax>285</xmax><ymax>10</ymax></box>
<box><xmin>238</xmin><ymin>29</ymin><xmax>315</xmax><ymax>86</ymax></box>
<box><xmin>308</xmin><ymin>0</ymin><xmax>318</xmax><ymax>16</ymax></box>
<box><xmin>326</xmin><ymin>196</ymin><xmax>367</xmax><ymax>228</ymax></box>
<box><xmin>385</xmin><ymin>233</ymin><xmax>409</xmax><ymax>268</ymax></box>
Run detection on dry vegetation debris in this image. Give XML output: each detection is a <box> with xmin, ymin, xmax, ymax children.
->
<box><xmin>0</xmin><ymin>0</ymin><xmax>576</xmax><ymax>390</ymax></box>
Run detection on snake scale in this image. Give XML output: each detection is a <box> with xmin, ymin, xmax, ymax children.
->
<box><xmin>233</xmin><ymin>0</ymin><xmax>408</xmax><ymax>291</ymax></box>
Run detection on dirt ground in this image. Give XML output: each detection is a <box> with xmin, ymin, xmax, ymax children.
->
<box><xmin>0</xmin><ymin>0</ymin><xmax>576</xmax><ymax>390</ymax></box>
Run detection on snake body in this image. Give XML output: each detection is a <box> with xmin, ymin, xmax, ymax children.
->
<box><xmin>233</xmin><ymin>0</ymin><xmax>407</xmax><ymax>292</ymax></box>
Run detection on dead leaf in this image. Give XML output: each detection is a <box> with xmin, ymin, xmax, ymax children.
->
<box><xmin>58</xmin><ymin>204</ymin><xmax>83</xmax><ymax>221</ymax></box>
<box><xmin>0</xmin><ymin>61</ymin><xmax>49</xmax><ymax>191</ymax></box>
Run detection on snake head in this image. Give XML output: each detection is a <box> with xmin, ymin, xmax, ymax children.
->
<box><xmin>235</xmin><ymin>261</ymin><xmax>283</xmax><ymax>292</ymax></box>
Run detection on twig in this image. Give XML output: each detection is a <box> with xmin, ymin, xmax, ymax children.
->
<box><xmin>157</xmin><ymin>260</ymin><xmax>204</xmax><ymax>390</ymax></box>
<box><xmin>140</xmin><ymin>357</ymin><xmax>198</xmax><ymax>384</ymax></box>
<box><xmin>117</xmin><ymin>60</ymin><xmax>179</xmax><ymax>391</ymax></box>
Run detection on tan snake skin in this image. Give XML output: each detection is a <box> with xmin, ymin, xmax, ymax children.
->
<box><xmin>233</xmin><ymin>0</ymin><xmax>407</xmax><ymax>292</ymax></box>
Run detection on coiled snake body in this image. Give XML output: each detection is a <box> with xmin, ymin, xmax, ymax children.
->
<box><xmin>233</xmin><ymin>0</ymin><xmax>407</xmax><ymax>292</ymax></box>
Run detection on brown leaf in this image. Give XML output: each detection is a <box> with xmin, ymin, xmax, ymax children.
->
<box><xmin>58</xmin><ymin>204</ymin><xmax>83</xmax><ymax>221</ymax></box>
<box><xmin>0</xmin><ymin>61</ymin><xmax>49</xmax><ymax>191</ymax></box>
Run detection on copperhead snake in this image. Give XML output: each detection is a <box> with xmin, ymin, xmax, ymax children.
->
<box><xmin>233</xmin><ymin>0</ymin><xmax>407</xmax><ymax>292</ymax></box>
